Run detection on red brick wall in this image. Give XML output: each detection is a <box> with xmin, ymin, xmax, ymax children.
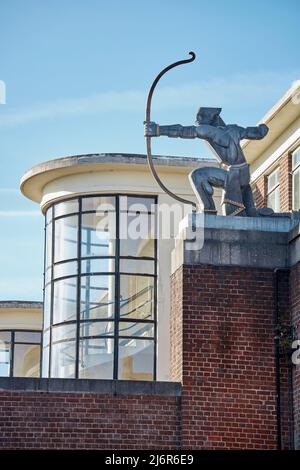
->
<box><xmin>290</xmin><ymin>262</ymin><xmax>300</xmax><ymax>449</ymax></box>
<box><xmin>253</xmin><ymin>174</ymin><xmax>267</xmax><ymax>208</ymax></box>
<box><xmin>170</xmin><ymin>267</ymin><xmax>183</xmax><ymax>382</ymax></box>
<box><xmin>0</xmin><ymin>263</ymin><xmax>297</xmax><ymax>450</ymax></box>
<box><xmin>279</xmin><ymin>153</ymin><xmax>292</xmax><ymax>212</ymax></box>
<box><xmin>171</xmin><ymin>265</ymin><xmax>291</xmax><ymax>450</ymax></box>
<box><xmin>276</xmin><ymin>270</ymin><xmax>294</xmax><ymax>449</ymax></box>
<box><xmin>0</xmin><ymin>392</ymin><xmax>181</xmax><ymax>449</ymax></box>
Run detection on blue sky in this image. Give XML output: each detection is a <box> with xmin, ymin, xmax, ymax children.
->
<box><xmin>0</xmin><ymin>0</ymin><xmax>299</xmax><ymax>300</ymax></box>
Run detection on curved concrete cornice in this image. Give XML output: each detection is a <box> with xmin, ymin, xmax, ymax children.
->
<box><xmin>20</xmin><ymin>153</ymin><xmax>215</xmax><ymax>203</ymax></box>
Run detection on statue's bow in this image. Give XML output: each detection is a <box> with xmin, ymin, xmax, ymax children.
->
<box><xmin>145</xmin><ymin>51</ymin><xmax>197</xmax><ymax>208</ymax></box>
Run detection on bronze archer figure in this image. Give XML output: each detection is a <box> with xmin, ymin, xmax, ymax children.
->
<box><xmin>145</xmin><ymin>107</ymin><xmax>270</xmax><ymax>216</ymax></box>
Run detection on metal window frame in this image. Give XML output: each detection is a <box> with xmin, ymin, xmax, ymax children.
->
<box><xmin>0</xmin><ymin>329</ymin><xmax>42</xmax><ymax>377</ymax></box>
<box><xmin>43</xmin><ymin>193</ymin><xmax>158</xmax><ymax>381</ymax></box>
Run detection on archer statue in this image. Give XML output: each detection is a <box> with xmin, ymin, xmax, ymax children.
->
<box><xmin>145</xmin><ymin>106</ymin><xmax>271</xmax><ymax>217</ymax></box>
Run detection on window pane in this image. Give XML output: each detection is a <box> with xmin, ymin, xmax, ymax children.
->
<box><xmin>293</xmin><ymin>148</ymin><xmax>300</xmax><ymax>170</ymax></box>
<box><xmin>267</xmin><ymin>168</ymin><xmax>280</xmax><ymax>192</ymax></box>
<box><xmin>54</xmin><ymin>199</ymin><xmax>79</xmax><ymax>217</ymax></box>
<box><xmin>45</xmin><ymin>222</ymin><xmax>52</xmax><ymax>269</ymax></box>
<box><xmin>118</xmin><ymin>338</ymin><xmax>154</xmax><ymax>381</ymax></box>
<box><xmin>118</xmin><ymin>322</ymin><xmax>154</xmax><ymax>338</ymax></box>
<box><xmin>46</xmin><ymin>206</ymin><xmax>52</xmax><ymax>225</ymax></box>
<box><xmin>42</xmin><ymin>346</ymin><xmax>49</xmax><ymax>377</ymax></box>
<box><xmin>120</xmin><ymin>213</ymin><xmax>155</xmax><ymax>257</ymax></box>
<box><xmin>81</xmin><ymin>258</ymin><xmax>115</xmax><ymax>274</ymax></box>
<box><xmin>13</xmin><ymin>344</ymin><xmax>40</xmax><ymax>377</ymax></box>
<box><xmin>0</xmin><ymin>335</ymin><xmax>11</xmax><ymax>377</ymax></box>
<box><xmin>53</xmin><ymin>278</ymin><xmax>77</xmax><ymax>324</ymax></box>
<box><xmin>44</xmin><ymin>285</ymin><xmax>51</xmax><ymax>330</ymax></box>
<box><xmin>80</xmin><ymin>321</ymin><xmax>114</xmax><ymax>337</ymax></box>
<box><xmin>120</xmin><ymin>258</ymin><xmax>154</xmax><ymax>275</ymax></box>
<box><xmin>81</xmin><ymin>213</ymin><xmax>115</xmax><ymax>257</ymax></box>
<box><xmin>45</xmin><ymin>267</ymin><xmax>51</xmax><ymax>285</ymax></box>
<box><xmin>43</xmin><ymin>330</ymin><xmax>50</xmax><ymax>348</ymax></box>
<box><xmin>0</xmin><ymin>332</ymin><xmax>11</xmax><ymax>342</ymax></box>
<box><xmin>54</xmin><ymin>215</ymin><xmax>78</xmax><ymax>262</ymax></box>
<box><xmin>293</xmin><ymin>168</ymin><xmax>300</xmax><ymax>210</ymax></box>
<box><xmin>267</xmin><ymin>187</ymin><xmax>280</xmax><ymax>212</ymax></box>
<box><xmin>79</xmin><ymin>338</ymin><xmax>114</xmax><ymax>379</ymax></box>
<box><xmin>53</xmin><ymin>261</ymin><xmax>77</xmax><ymax>279</ymax></box>
<box><xmin>120</xmin><ymin>196</ymin><xmax>156</xmax><ymax>213</ymax></box>
<box><xmin>51</xmin><ymin>340</ymin><xmax>76</xmax><ymax>378</ymax></box>
<box><xmin>120</xmin><ymin>275</ymin><xmax>154</xmax><ymax>320</ymax></box>
<box><xmin>82</xmin><ymin>196</ymin><xmax>116</xmax><ymax>212</ymax></box>
<box><xmin>52</xmin><ymin>323</ymin><xmax>76</xmax><ymax>342</ymax></box>
<box><xmin>51</xmin><ymin>325</ymin><xmax>76</xmax><ymax>377</ymax></box>
<box><xmin>15</xmin><ymin>332</ymin><xmax>41</xmax><ymax>343</ymax></box>
<box><xmin>80</xmin><ymin>275</ymin><xmax>115</xmax><ymax>320</ymax></box>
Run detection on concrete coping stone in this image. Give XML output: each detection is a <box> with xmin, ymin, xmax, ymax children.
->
<box><xmin>0</xmin><ymin>377</ymin><xmax>181</xmax><ymax>396</ymax></box>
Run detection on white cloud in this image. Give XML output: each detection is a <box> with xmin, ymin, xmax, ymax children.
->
<box><xmin>0</xmin><ymin>71</ymin><xmax>298</xmax><ymax>128</ymax></box>
<box><xmin>0</xmin><ymin>89</ymin><xmax>144</xmax><ymax>127</ymax></box>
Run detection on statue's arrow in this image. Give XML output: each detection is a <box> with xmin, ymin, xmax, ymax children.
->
<box><xmin>145</xmin><ymin>51</ymin><xmax>197</xmax><ymax>208</ymax></box>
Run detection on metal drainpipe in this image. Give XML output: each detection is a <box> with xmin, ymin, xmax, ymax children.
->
<box><xmin>273</xmin><ymin>267</ymin><xmax>290</xmax><ymax>451</ymax></box>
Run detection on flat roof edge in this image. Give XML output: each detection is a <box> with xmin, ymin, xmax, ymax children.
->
<box><xmin>242</xmin><ymin>80</ymin><xmax>300</xmax><ymax>152</ymax></box>
<box><xmin>0</xmin><ymin>301</ymin><xmax>43</xmax><ymax>309</ymax></box>
<box><xmin>20</xmin><ymin>152</ymin><xmax>215</xmax><ymax>188</ymax></box>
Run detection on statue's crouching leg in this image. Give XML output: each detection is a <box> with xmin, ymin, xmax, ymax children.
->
<box><xmin>242</xmin><ymin>184</ymin><xmax>258</xmax><ymax>217</ymax></box>
<box><xmin>189</xmin><ymin>167</ymin><xmax>227</xmax><ymax>213</ymax></box>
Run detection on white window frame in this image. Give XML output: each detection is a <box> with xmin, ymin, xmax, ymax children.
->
<box><xmin>292</xmin><ymin>147</ymin><xmax>300</xmax><ymax>210</ymax></box>
<box><xmin>267</xmin><ymin>167</ymin><xmax>280</xmax><ymax>212</ymax></box>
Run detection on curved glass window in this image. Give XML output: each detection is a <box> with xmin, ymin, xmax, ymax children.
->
<box><xmin>0</xmin><ymin>330</ymin><xmax>41</xmax><ymax>377</ymax></box>
<box><xmin>43</xmin><ymin>195</ymin><xmax>157</xmax><ymax>380</ymax></box>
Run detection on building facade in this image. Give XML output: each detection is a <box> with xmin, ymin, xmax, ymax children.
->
<box><xmin>0</xmin><ymin>83</ymin><xmax>300</xmax><ymax>450</ymax></box>
<box><xmin>0</xmin><ymin>302</ymin><xmax>42</xmax><ymax>378</ymax></box>
<box><xmin>246</xmin><ymin>81</ymin><xmax>300</xmax><ymax>213</ymax></box>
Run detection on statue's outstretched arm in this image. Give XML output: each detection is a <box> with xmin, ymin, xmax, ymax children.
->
<box><xmin>240</xmin><ymin>123</ymin><xmax>269</xmax><ymax>140</ymax></box>
<box><xmin>159</xmin><ymin>124</ymin><xmax>197</xmax><ymax>139</ymax></box>
<box><xmin>144</xmin><ymin>121</ymin><xmax>197</xmax><ymax>139</ymax></box>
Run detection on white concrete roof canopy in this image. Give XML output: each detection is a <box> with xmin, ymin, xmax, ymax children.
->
<box><xmin>20</xmin><ymin>153</ymin><xmax>217</xmax><ymax>212</ymax></box>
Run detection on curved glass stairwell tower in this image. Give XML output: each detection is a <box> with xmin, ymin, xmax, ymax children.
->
<box><xmin>42</xmin><ymin>194</ymin><xmax>157</xmax><ymax>380</ymax></box>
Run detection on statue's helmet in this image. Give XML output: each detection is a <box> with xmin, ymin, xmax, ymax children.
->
<box><xmin>195</xmin><ymin>107</ymin><xmax>225</xmax><ymax>126</ymax></box>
